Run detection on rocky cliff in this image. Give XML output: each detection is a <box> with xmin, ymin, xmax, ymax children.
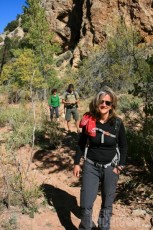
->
<box><xmin>42</xmin><ymin>0</ymin><xmax>153</xmax><ymax>66</ymax></box>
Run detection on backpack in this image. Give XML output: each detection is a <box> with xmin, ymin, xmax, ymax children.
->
<box><xmin>84</xmin><ymin>117</ymin><xmax>121</xmax><ymax>168</ymax></box>
<box><xmin>65</xmin><ymin>91</ymin><xmax>77</xmax><ymax>100</ymax></box>
<box><xmin>114</xmin><ymin>117</ymin><xmax>121</xmax><ymax>144</ymax></box>
<box><xmin>64</xmin><ymin>91</ymin><xmax>79</xmax><ymax>108</ymax></box>
<box><xmin>112</xmin><ymin>117</ymin><xmax>121</xmax><ymax>166</ymax></box>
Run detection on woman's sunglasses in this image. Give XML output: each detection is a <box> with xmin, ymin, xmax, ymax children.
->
<box><xmin>100</xmin><ymin>100</ymin><xmax>112</xmax><ymax>106</ymax></box>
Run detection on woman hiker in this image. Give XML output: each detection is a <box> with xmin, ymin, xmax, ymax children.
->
<box><xmin>73</xmin><ymin>86</ymin><xmax>128</xmax><ymax>230</ymax></box>
<box><xmin>48</xmin><ymin>88</ymin><xmax>60</xmax><ymax>122</ymax></box>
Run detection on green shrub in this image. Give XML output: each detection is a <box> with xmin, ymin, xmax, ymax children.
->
<box><xmin>0</xmin><ymin>106</ymin><xmax>32</xmax><ymax>125</ymax></box>
<box><xmin>0</xmin><ymin>37</ymin><xmax>3</xmax><ymax>43</ymax></box>
<box><xmin>126</xmin><ymin>129</ymin><xmax>144</xmax><ymax>164</ymax></box>
<box><xmin>37</xmin><ymin>119</ymin><xmax>63</xmax><ymax>148</ymax></box>
<box><xmin>118</xmin><ymin>94</ymin><xmax>142</xmax><ymax>114</ymax></box>
<box><xmin>7</xmin><ymin>123</ymin><xmax>33</xmax><ymax>150</ymax></box>
<box><xmin>0</xmin><ymin>106</ymin><xmax>34</xmax><ymax>149</ymax></box>
<box><xmin>0</xmin><ymin>101</ymin><xmax>64</xmax><ymax>217</ymax></box>
<box><xmin>1</xmin><ymin>215</ymin><xmax>18</xmax><ymax>230</ymax></box>
<box><xmin>56</xmin><ymin>58</ymin><xmax>64</xmax><ymax>67</ymax></box>
<box><xmin>21</xmin><ymin>185</ymin><xmax>43</xmax><ymax>217</ymax></box>
<box><xmin>127</xmin><ymin>126</ymin><xmax>153</xmax><ymax>172</ymax></box>
<box><xmin>0</xmin><ymin>109</ymin><xmax>9</xmax><ymax>127</ymax></box>
<box><xmin>4</xmin><ymin>20</ymin><xmax>19</xmax><ymax>32</ymax></box>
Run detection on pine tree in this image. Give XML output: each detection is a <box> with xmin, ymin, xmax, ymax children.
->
<box><xmin>22</xmin><ymin>0</ymin><xmax>61</xmax><ymax>99</ymax></box>
<box><xmin>0</xmin><ymin>37</ymin><xmax>19</xmax><ymax>77</ymax></box>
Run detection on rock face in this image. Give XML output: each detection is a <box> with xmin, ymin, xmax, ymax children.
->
<box><xmin>0</xmin><ymin>27</ymin><xmax>24</xmax><ymax>46</ymax></box>
<box><xmin>41</xmin><ymin>0</ymin><xmax>153</xmax><ymax>65</ymax></box>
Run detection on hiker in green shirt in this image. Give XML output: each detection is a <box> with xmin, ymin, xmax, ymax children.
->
<box><xmin>48</xmin><ymin>89</ymin><xmax>60</xmax><ymax>121</ymax></box>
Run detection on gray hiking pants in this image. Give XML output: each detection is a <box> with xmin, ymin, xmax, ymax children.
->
<box><xmin>50</xmin><ymin>106</ymin><xmax>59</xmax><ymax>119</ymax></box>
<box><xmin>79</xmin><ymin>161</ymin><xmax>119</xmax><ymax>230</ymax></box>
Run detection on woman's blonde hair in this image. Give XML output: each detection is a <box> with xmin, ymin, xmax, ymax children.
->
<box><xmin>89</xmin><ymin>86</ymin><xmax>117</xmax><ymax>121</ymax></box>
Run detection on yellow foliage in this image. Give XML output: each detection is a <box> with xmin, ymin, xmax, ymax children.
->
<box><xmin>1</xmin><ymin>49</ymin><xmax>45</xmax><ymax>89</ymax></box>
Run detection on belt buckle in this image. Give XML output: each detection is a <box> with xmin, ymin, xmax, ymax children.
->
<box><xmin>94</xmin><ymin>162</ymin><xmax>103</xmax><ymax>168</ymax></box>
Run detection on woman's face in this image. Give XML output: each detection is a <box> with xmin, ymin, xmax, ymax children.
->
<box><xmin>98</xmin><ymin>94</ymin><xmax>112</xmax><ymax>116</ymax></box>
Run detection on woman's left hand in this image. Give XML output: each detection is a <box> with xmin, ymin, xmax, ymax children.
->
<box><xmin>113</xmin><ymin>166</ymin><xmax>123</xmax><ymax>175</ymax></box>
<box><xmin>73</xmin><ymin>165</ymin><xmax>81</xmax><ymax>177</ymax></box>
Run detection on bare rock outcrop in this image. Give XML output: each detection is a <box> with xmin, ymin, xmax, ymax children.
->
<box><xmin>0</xmin><ymin>27</ymin><xmax>24</xmax><ymax>47</ymax></box>
<box><xmin>41</xmin><ymin>0</ymin><xmax>153</xmax><ymax>66</ymax></box>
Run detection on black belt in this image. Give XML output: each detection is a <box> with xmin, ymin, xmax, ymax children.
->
<box><xmin>85</xmin><ymin>158</ymin><xmax>112</xmax><ymax>168</ymax></box>
<box><xmin>66</xmin><ymin>105</ymin><xmax>76</xmax><ymax>109</ymax></box>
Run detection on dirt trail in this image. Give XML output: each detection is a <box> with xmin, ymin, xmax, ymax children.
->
<box><xmin>0</xmin><ymin>118</ymin><xmax>153</xmax><ymax>230</ymax></box>
<box><xmin>19</xmin><ymin>120</ymin><xmax>153</xmax><ymax>230</ymax></box>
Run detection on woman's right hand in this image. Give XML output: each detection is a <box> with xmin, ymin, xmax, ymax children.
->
<box><xmin>73</xmin><ymin>165</ymin><xmax>81</xmax><ymax>177</ymax></box>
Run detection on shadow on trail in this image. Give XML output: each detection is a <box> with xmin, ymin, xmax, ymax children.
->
<box><xmin>32</xmin><ymin>130</ymin><xmax>80</xmax><ymax>175</ymax></box>
<box><xmin>34</xmin><ymin>127</ymin><xmax>66</xmax><ymax>150</ymax></box>
<box><xmin>41</xmin><ymin>183</ymin><xmax>80</xmax><ymax>230</ymax></box>
<box><xmin>115</xmin><ymin>162</ymin><xmax>153</xmax><ymax>210</ymax></box>
<box><xmin>33</xmin><ymin>129</ymin><xmax>153</xmax><ymax>210</ymax></box>
<box><xmin>62</xmin><ymin>131</ymin><xmax>80</xmax><ymax>151</ymax></box>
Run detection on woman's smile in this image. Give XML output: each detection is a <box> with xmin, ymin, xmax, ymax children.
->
<box><xmin>98</xmin><ymin>94</ymin><xmax>112</xmax><ymax>115</ymax></box>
